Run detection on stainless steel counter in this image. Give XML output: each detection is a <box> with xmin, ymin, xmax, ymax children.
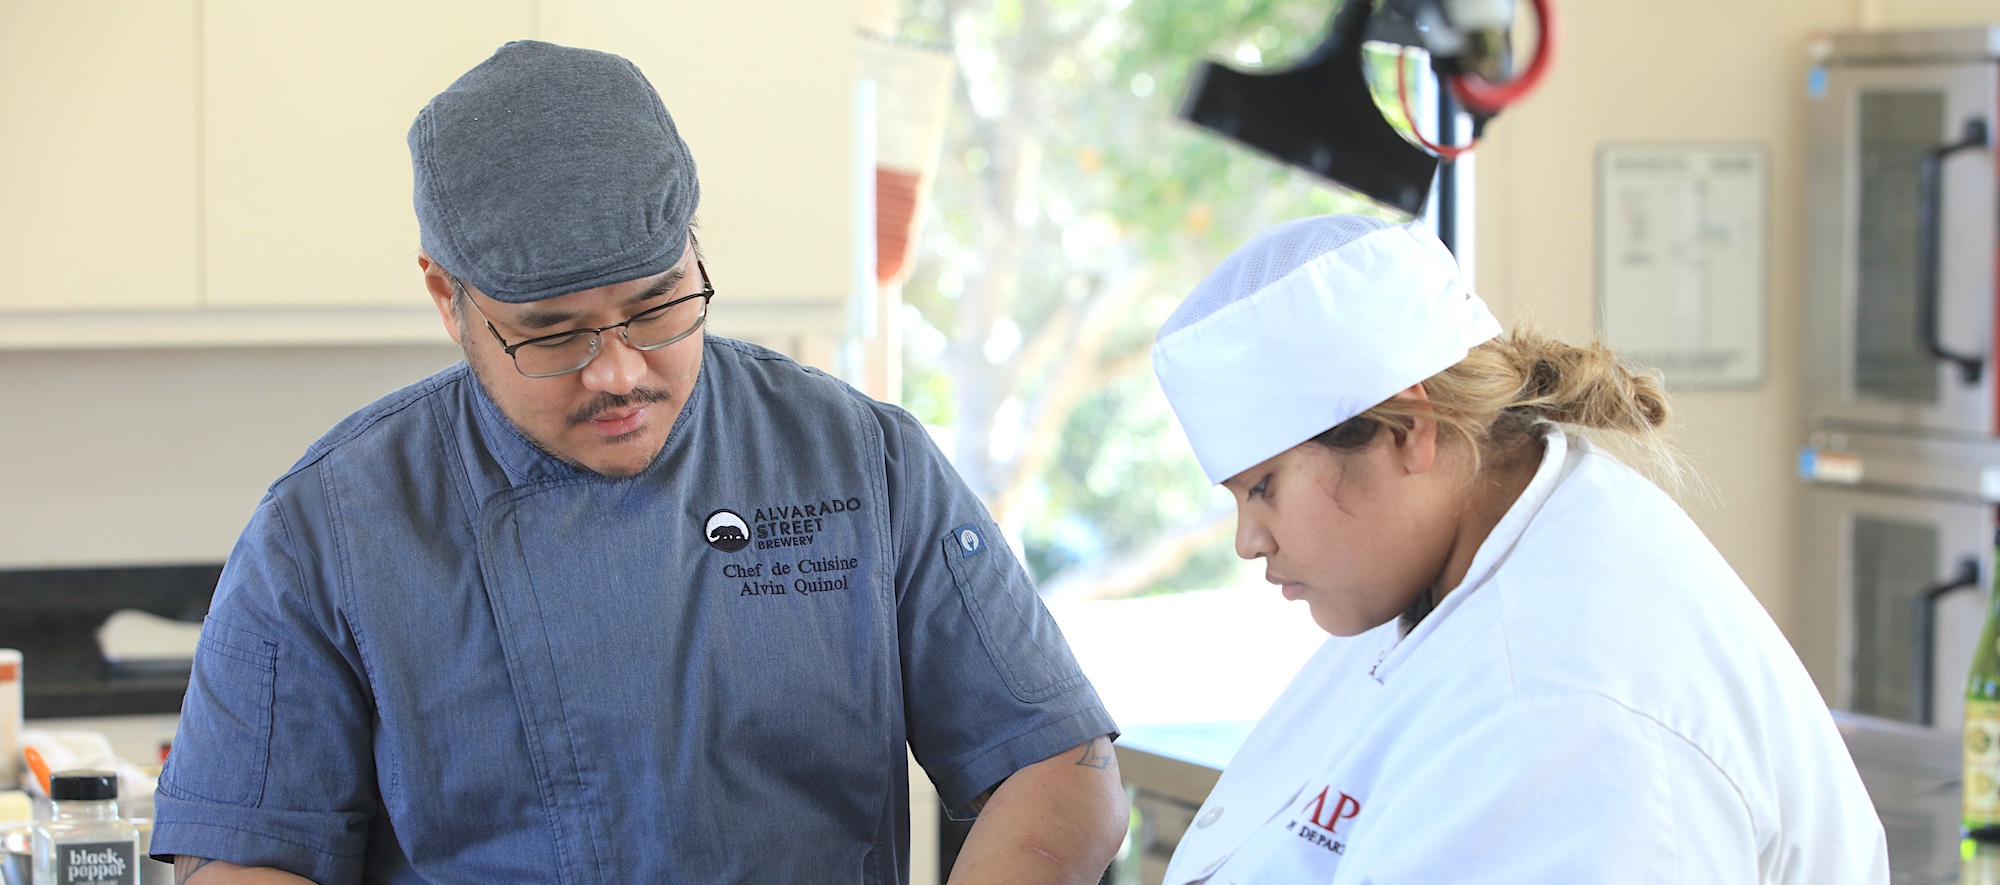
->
<box><xmin>1112</xmin><ymin>711</ymin><xmax>1964</xmax><ymax>884</ymax></box>
<box><xmin>1837</xmin><ymin>712</ymin><xmax>1962</xmax><ymax>884</ymax></box>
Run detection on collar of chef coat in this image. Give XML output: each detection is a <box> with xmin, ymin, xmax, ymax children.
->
<box><xmin>464</xmin><ymin>343</ymin><xmax>711</xmax><ymax>487</ymax></box>
<box><xmin>1368</xmin><ymin>425</ymin><xmax>1580</xmax><ymax>684</ymax></box>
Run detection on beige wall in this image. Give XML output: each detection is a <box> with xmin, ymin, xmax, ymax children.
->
<box><xmin>1475</xmin><ymin>0</ymin><xmax>1994</xmax><ymax>690</ymax></box>
<box><xmin>0</xmin><ymin>347</ymin><xmax>463</xmax><ymax>568</ymax></box>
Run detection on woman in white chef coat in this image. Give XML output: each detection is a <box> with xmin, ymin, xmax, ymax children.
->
<box><xmin>1149</xmin><ymin>214</ymin><xmax>1888</xmax><ymax>884</ymax></box>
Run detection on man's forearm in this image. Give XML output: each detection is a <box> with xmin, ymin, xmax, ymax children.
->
<box><xmin>176</xmin><ymin>856</ymin><xmax>319</xmax><ymax>884</ymax></box>
<box><xmin>947</xmin><ymin>736</ymin><xmax>1129</xmax><ymax>885</ymax></box>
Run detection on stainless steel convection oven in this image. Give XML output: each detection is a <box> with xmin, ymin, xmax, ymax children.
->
<box><xmin>1800</xmin><ymin>26</ymin><xmax>2000</xmax><ymax>731</ymax></box>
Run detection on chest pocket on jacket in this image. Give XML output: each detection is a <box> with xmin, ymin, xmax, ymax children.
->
<box><xmin>940</xmin><ymin>525</ymin><xmax>1084</xmax><ymax>703</ymax></box>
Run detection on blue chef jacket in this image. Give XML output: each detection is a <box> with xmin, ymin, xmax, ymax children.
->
<box><xmin>151</xmin><ymin>337</ymin><xmax>1117</xmax><ymax>884</ymax></box>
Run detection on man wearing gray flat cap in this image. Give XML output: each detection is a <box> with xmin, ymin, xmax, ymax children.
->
<box><xmin>151</xmin><ymin>40</ymin><xmax>1125</xmax><ymax>885</ymax></box>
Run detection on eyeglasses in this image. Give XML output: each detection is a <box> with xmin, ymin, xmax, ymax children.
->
<box><xmin>461</xmin><ymin>261</ymin><xmax>714</xmax><ymax>378</ymax></box>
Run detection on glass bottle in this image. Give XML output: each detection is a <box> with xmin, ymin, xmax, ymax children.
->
<box><xmin>1968</xmin><ymin>530</ymin><xmax>2000</xmax><ymax>841</ymax></box>
<box><xmin>32</xmin><ymin>770</ymin><xmax>138</xmax><ymax>885</ymax></box>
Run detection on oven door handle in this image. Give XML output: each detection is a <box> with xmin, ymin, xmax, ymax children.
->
<box><xmin>1918</xmin><ymin>117</ymin><xmax>1990</xmax><ymax>386</ymax></box>
<box><xmin>1917</xmin><ymin>556</ymin><xmax>1982</xmax><ymax>725</ymax></box>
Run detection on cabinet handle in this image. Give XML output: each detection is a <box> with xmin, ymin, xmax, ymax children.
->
<box><xmin>1917</xmin><ymin>556</ymin><xmax>1981</xmax><ymax>725</ymax></box>
<box><xmin>1917</xmin><ymin>117</ymin><xmax>1989</xmax><ymax>386</ymax></box>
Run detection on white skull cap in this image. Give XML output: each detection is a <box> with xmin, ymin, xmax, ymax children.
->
<box><xmin>1152</xmin><ymin>214</ymin><xmax>1502</xmax><ymax>484</ymax></box>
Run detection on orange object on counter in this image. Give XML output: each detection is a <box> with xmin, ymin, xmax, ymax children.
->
<box><xmin>21</xmin><ymin>746</ymin><xmax>49</xmax><ymax>796</ymax></box>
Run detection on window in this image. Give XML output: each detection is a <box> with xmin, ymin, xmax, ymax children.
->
<box><xmin>892</xmin><ymin>0</ymin><xmax>1461</xmax><ymax>727</ymax></box>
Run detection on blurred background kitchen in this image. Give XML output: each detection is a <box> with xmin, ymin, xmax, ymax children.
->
<box><xmin>2</xmin><ymin>0</ymin><xmax>1998</xmax><ymax>882</ymax></box>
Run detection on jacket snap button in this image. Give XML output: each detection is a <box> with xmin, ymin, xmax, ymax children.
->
<box><xmin>1196</xmin><ymin>806</ymin><xmax>1224</xmax><ymax>827</ymax></box>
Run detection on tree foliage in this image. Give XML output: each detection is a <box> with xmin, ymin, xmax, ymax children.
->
<box><xmin>895</xmin><ymin>0</ymin><xmax>1402</xmax><ymax>599</ymax></box>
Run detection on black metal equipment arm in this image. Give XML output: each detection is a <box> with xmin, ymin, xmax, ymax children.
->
<box><xmin>1917</xmin><ymin>556</ymin><xmax>1981</xmax><ymax>725</ymax></box>
<box><xmin>1178</xmin><ymin>0</ymin><xmax>1440</xmax><ymax>216</ymax></box>
<box><xmin>1917</xmin><ymin>117</ymin><xmax>1989</xmax><ymax>386</ymax></box>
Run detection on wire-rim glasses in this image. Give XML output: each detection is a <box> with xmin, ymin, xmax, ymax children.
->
<box><xmin>462</xmin><ymin>261</ymin><xmax>714</xmax><ymax>378</ymax></box>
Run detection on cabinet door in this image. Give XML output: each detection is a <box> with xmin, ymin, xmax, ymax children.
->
<box><xmin>538</xmin><ymin>1</ymin><xmax>854</xmax><ymax>307</ymax></box>
<box><xmin>201</xmin><ymin>1</ymin><xmax>531</xmax><ymax>309</ymax></box>
<box><xmin>0</xmin><ymin>1</ymin><xmax>199</xmax><ymax>312</ymax></box>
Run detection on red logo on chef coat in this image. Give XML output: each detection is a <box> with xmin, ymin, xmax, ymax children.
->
<box><xmin>1303</xmin><ymin>786</ymin><xmax>1361</xmax><ymax>833</ymax></box>
<box><xmin>1284</xmin><ymin>785</ymin><xmax>1362</xmax><ymax>856</ymax></box>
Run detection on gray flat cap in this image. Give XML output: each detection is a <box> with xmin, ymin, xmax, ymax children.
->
<box><xmin>410</xmin><ymin>40</ymin><xmax>700</xmax><ymax>303</ymax></box>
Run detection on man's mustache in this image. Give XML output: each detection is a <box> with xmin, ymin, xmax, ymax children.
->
<box><xmin>567</xmin><ymin>388</ymin><xmax>674</xmax><ymax>427</ymax></box>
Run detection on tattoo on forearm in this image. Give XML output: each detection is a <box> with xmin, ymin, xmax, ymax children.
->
<box><xmin>1074</xmin><ymin>737</ymin><xmax>1114</xmax><ymax>770</ymax></box>
<box><xmin>175</xmin><ymin>856</ymin><xmax>219</xmax><ymax>884</ymax></box>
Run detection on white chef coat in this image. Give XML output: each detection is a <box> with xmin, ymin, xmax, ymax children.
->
<box><xmin>1163</xmin><ymin>428</ymin><xmax>1889</xmax><ymax>884</ymax></box>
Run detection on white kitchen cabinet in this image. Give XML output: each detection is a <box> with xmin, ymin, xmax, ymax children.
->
<box><xmin>0</xmin><ymin>3</ymin><xmax>853</xmax><ymax>350</ymax></box>
<box><xmin>0</xmin><ymin>1</ymin><xmax>200</xmax><ymax>312</ymax></box>
<box><xmin>201</xmin><ymin>1</ymin><xmax>532</xmax><ymax>310</ymax></box>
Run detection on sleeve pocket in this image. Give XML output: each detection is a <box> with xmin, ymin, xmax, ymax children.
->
<box><xmin>162</xmin><ymin>619</ymin><xmax>277</xmax><ymax>806</ymax></box>
<box><xmin>940</xmin><ymin>528</ymin><xmax>1086</xmax><ymax>703</ymax></box>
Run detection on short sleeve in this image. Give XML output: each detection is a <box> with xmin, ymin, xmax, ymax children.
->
<box><xmin>150</xmin><ymin>493</ymin><xmax>378</xmax><ymax>885</ymax></box>
<box><xmin>1355</xmin><ymin>693</ymin><xmax>1754</xmax><ymax>884</ymax></box>
<box><xmin>882</xmin><ymin>408</ymin><xmax>1118</xmax><ymax>814</ymax></box>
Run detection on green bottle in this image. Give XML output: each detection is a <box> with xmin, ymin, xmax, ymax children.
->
<box><xmin>1967</xmin><ymin>530</ymin><xmax>2000</xmax><ymax>842</ymax></box>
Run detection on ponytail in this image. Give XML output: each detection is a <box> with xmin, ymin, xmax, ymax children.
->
<box><xmin>1313</xmin><ymin>326</ymin><xmax>1690</xmax><ymax>494</ymax></box>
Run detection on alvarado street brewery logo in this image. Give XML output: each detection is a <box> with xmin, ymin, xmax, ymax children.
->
<box><xmin>708</xmin><ymin>497</ymin><xmax>870</xmax><ymax>597</ymax></box>
<box><xmin>705</xmin><ymin>510</ymin><xmax>750</xmax><ymax>553</ymax></box>
<box><xmin>746</xmin><ymin>497</ymin><xmax>863</xmax><ymax>550</ymax></box>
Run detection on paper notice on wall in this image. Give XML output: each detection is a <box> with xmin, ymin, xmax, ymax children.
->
<box><xmin>1596</xmin><ymin>143</ymin><xmax>1768</xmax><ymax>389</ymax></box>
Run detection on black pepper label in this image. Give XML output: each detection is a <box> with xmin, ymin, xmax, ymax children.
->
<box><xmin>53</xmin><ymin>840</ymin><xmax>135</xmax><ymax>885</ymax></box>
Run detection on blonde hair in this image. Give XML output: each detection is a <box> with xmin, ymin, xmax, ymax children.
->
<box><xmin>1314</xmin><ymin>326</ymin><xmax>1691</xmax><ymax>495</ymax></box>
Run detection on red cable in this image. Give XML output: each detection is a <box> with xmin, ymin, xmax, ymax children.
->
<box><xmin>1396</xmin><ymin>49</ymin><xmax>1469</xmax><ymax>161</ymax></box>
<box><xmin>1450</xmin><ymin>0</ymin><xmax>1557</xmax><ymax>115</ymax></box>
<box><xmin>1396</xmin><ymin>0</ymin><xmax>1559</xmax><ymax>160</ymax></box>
